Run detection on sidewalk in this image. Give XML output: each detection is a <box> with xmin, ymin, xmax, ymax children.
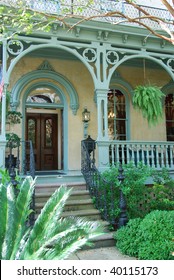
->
<box><xmin>68</xmin><ymin>247</ymin><xmax>136</xmax><ymax>260</ymax></box>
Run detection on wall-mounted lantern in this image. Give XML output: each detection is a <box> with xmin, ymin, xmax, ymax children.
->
<box><xmin>82</xmin><ymin>107</ymin><xmax>90</xmax><ymax>139</ymax></box>
<box><xmin>82</xmin><ymin>107</ymin><xmax>90</xmax><ymax>122</ymax></box>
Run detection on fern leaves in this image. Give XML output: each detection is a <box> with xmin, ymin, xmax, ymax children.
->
<box><xmin>0</xmin><ymin>176</ymin><xmax>104</xmax><ymax>260</ymax></box>
<box><xmin>21</xmin><ymin>185</ymin><xmax>104</xmax><ymax>260</ymax></box>
<box><xmin>0</xmin><ymin>177</ymin><xmax>35</xmax><ymax>260</ymax></box>
<box><xmin>133</xmin><ymin>85</ymin><xmax>164</xmax><ymax>125</ymax></box>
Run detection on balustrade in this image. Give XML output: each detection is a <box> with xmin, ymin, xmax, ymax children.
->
<box><xmin>109</xmin><ymin>141</ymin><xmax>174</xmax><ymax>169</ymax></box>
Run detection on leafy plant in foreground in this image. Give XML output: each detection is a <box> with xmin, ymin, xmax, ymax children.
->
<box><xmin>114</xmin><ymin>210</ymin><xmax>174</xmax><ymax>260</ymax></box>
<box><xmin>0</xmin><ymin>175</ymin><xmax>104</xmax><ymax>260</ymax></box>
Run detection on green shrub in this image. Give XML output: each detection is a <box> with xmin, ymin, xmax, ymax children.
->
<box><xmin>114</xmin><ymin>210</ymin><xmax>174</xmax><ymax>260</ymax></box>
<box><xmin>150</xmin><ymin>168</ymin><xmax>174</xmax><ymax>211</ymax></box>
<box><xmin>137</xmin><ymin>210</ymin><xmax>174</xmax><ymax>260</ymax></box>
<box><xmin>99</xmin><ymin>162</ymin><xmax>151</xmax><ymax>221</ymax></box>
<box><xmin>114</xmin><ymin>218</ymin><xmax>142</xmax><ymax>257</ymax></box>
<box><xmin>99</xmin><ymin>164</ymin><xmax>174</xmax><ymax>223</ymax></box>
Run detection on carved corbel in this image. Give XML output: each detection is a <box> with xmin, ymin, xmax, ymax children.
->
<box><xmin>161</xmin><ymin>39</ymin><xmax>166</xmax><ymax>48</ymax></box>
<box><xmin>97</xmin><ymin>31</ymin><xmax>102</xmax><ymax>40</ymax></box>
<box><xmin>104</xmin><ymin>31</ymin><xmax>109</xmax><ymax>41</ymax></box>
<box><xmin>75</xmin><ymin>27</ymin><xmax>81</xmax><ymax>37</ymax></box>
<box><xmin>142</xmin><ymin>37</ymin><xmax>147</xmax><ymax>46</ymax></box>
<box><xmin>122</xmin><ymin>34</ymin><xmax>128</xmax><ymax>44</ymax></box>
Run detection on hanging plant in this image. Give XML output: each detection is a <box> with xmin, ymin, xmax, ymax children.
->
<box><xmin>133</xmin><ymin>85</ymin><xmax>165</xmax><ymax>126</ymax></box>
<box><xmin>6</xmin><ymin>132</ymin><xmax>21</xmax><ymax>149</ymax></box>
<box><xmin>7</xmin><ymin>111</ymin><xmax>23</xmax><ymax>124</ymax></box>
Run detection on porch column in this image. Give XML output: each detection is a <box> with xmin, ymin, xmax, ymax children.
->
<box><xmin>95</xmin><ymin>88</ymin><xmax>110</xmax><ymax>172</ymax></box>
<box><xmin>0</xmin><ymin>40</ymin><xmax>7</xmax><ymax>170</ymax></box>
<box><xmin>0</xmin><ymin>84</ymin><xmax>7</xmax><ymax>169</ymax></box>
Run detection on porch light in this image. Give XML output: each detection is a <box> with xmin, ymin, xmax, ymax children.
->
<box><xmin>82</xmin><ymin>107</ymin><xmax>90</xmax><ymax>122</ymax></box>
<box><xmin>82</xmin><ymin>107</ymin><xmax>90</xmax><ymax>139</ymax></box>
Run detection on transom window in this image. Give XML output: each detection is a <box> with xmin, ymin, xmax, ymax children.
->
<box><xmin>165</xmin><ymin>93</ymin><xmax>174</xmax><ymax>141</ymax></box>
<box><xmin>26</xmin><ymin>87</ymin><xmax>61</xmax><ymax>104</ymax></box>
<box><xmin>108</xmin><ymin>89</ymin><xmax>127</xmax><ymax>140</ymax></box>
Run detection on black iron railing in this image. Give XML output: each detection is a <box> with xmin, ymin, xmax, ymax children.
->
<box><xmin>23</xmin><ymin>140</ymin><xmax>36</xmax><ymax>179</ymax></box>
<box><xmin>23</xmin><ymin>140</ymin><xmax>36</xmax><ymax>226</ymax></box>
<box><xmin>5</xmin><ymin>140</ymin><xmax>36</xmax><ymax>226</ymax></box>
<box><xmin>81</xmin><ymin>139</ymin><xmax>117</xmax><ymax>227</ymax></box>
<box><xmin>5</xmin><ymin>140</ymin><xmax>35</xmax><ymax>179</ymax></box>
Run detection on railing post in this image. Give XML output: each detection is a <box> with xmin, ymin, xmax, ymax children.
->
<box><xmin>118</xmin><ymin>164</ymin><xmax>128</xmax><ymax>228</ymax></box>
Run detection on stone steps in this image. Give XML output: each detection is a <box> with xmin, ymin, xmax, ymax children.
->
<box><xmin>34</xmin><ymin>177</ymin><xmax>116</xmax><ymax>249</ymax></box>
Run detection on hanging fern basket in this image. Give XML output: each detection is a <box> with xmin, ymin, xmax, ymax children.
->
<box><xmin>133</xmin><ymin>85</ymin><xmax>165</xmax><ymax>126</ymax></box>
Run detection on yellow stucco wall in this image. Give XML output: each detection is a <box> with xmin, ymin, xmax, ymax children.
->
<box><xmin>7</xmin><ymin>56</ymin><xmax>172</xmax><ymax>170</ymax></box>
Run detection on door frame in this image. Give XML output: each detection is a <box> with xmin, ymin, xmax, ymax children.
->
<box><xmin>21</xmin><ymin>85</ymin><xmax>68</xmax><ymax>173</ymax></box>
<box><xmin>26</xmin><ymin>112</ymin><xmax>59</xmax><ymax>171</ymax></box>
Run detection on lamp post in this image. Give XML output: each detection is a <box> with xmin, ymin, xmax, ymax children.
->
<box><xmin>118</xmin><ymin>164</ymin><xmax>128</xmax><ymax>228</ymax></box>
<box><xmin>82</xmin><ymin>107</ymin><xmax>90</xmax><ymax>139</ymax></box>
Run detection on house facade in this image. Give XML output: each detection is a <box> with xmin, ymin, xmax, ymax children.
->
<box><xmin>0</xmin><ymin>0</ymin><xmax>174</xmax><ymax>174</ymax></box>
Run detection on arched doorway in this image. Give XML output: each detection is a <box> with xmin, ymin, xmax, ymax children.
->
<box><xmin>11</xmin><ymin>65</ymin><xmax>80</xmax><ymax>172</ymax></box>
<box><xmin>25</xmin><ymin>85</ymin><xmax>64</xmax><ymax>171</ymax></box>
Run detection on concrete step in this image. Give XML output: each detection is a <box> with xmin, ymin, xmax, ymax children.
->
<box><xmin>82</xmin><ymin>232</ymin><xmax>116</xmax><ymax>249</ymax></box>
<box><xmin>64</xmin><ymin>199</ymin><xmax>94</xmax><ymax>211</ymax></box>
<box><xmin>35</xmin><ymin>182</ymin><xmax>86</xmax><ymax>194</ymax></box>
<box><xmin>35</xmin><ymin>190</ymin><xmax>90</xmax><ymax>203</ymax></box>
<box><xmin>34</xmin><ymin>177</ymin><xmax>115</xmax><ymax>249</ymax></box>
<box><xmin>61</xmin><ymin>209</ymin><xmax>102</xmax><ymax>221</ymax></box>
<box><xmin>35</xmin><ymin>198</ymin><xmax>94</xmax><ymax>212</ymax></box>
<box><xmin>35</xmin><ymin>173</ymin><xmax>86</xmax><ymax>186</ymax></box>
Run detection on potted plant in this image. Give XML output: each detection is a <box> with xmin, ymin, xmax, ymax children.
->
<box><xmin>133</xmin><ymin>85</ymin><xmax>164</xmax><ymax>126</ymax></box>
<box><xmin>5</xmin><ymin>111</ymin><xmax>22</xmax><ymax>169</ymax></box>
<box><xmin>6</xmin><ymin>111</ymin><xmax>22</xmax><ymax>124</ymax></box>
<box><xmin>5</xmin><ymin>132</ymin><xmax>21</xmax><ymax>172</ymax></box>
<box><xmin>6</xmin><ymin>132</ymin><xmax>21</xmax><ymax>149</ymax></box>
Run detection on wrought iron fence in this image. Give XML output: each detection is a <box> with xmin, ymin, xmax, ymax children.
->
<box><xmin>5</xmin><ymin>140</ymin><xmax>36</xmax><ymax>225</ymax></box>
<box><xmin>23</xmin><ymin>140</ymin><xmax>36</xmax><ymax>226</ymax></box>
<box><xmin>81</xmin><ymin>139</ymin><xmax>117</xmax><ymax>227</ymax></box>
<box><xmin>23</xmin><ymin>140</ymin><xmax>35</xmax><ymax>179</ymax></box>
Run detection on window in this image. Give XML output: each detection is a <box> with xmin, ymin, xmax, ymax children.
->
<box><xmin>26</xmin><ymin>87</ymin><xmax>61</xmax><ymax>104</ymax></box>
<box><xmin>165</xmin><ymin>93</ymin><xmax>174</xmax><ymax>141</ymax></box>
<box><xmin>108</xmin><ymin>89</ymin><xmax>127</xmax><ymax>140</ymax></box>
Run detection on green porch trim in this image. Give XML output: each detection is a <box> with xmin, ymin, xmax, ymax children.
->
<box><xmin>10</xmin><ymin>69</ymin><xmax>79</xmax><ymax>115</ymax></box>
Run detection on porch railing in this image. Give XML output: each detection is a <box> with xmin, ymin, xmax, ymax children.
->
<box><xmin>23</xmin><ymin>140</ymin><xmax>36</xmax><ymax>226</ymax></box>
<box><xmin>109</xmin><ymin>141</ymin><xmax>174</xmax><ymax>170</ymax></box>
<box><xmin>5</xmin><ymin>140</ymin><xmax>35</xmax><ymax>225</ymax></box>
<box><xmin>81</xmin><ymin>139</ymin><xmax>117</xmax><ymax>227</ymax></box>
<box><xmin>23</xmin><ymin>140</ymin><xmax>36</xmax><ymax>179</ymax></box>
<box><xmin>26</xmin><ymin>0</ymin><xmax>173</xmax><ymax>31</ymax></box>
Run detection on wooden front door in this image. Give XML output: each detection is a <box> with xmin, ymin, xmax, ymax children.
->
<box><xmin>26</xmin><ymin>113</ymin><xmax>58</xmax><ymax>170</ymax></box>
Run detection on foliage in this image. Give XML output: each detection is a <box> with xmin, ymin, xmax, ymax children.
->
<box><xmin>133</xmin><ymin>85</ymin><xmax>164</xmax><ymax>125</ymax></box>
<box><xmin>6</xmin><ymin>132</ymin><xmax>21</xmax><ymax>148</ymax></box>
<box><xmin>99</xmin><ymin>162</ymin><xmax>152</xmax><ymax>222</ymax></box>
<box><xmin>7</xmin><ymin>111</ymin><xmax>22</xmax><ymax>124</ymax></box>
<box><xmin>150</xmin><ymin>168</ymin><xmax>174</xmax><ymax>211</ymax></box>
<box><xmin>114</xmin><ymin>210</ymin><xmax>174</xmax><ymax>260</ymax></box>
<box><xmin>114</xmin><ymin>218</ymin><xmax>142</xmax><ymax>257</ymax></box>
<box><xmin>0</xmin><ymin>172</ymin><xmax>104</xmax><ymax>260</ymax></box>
<box><xmin>99</xmin><ymin>163</ymin><xmax>174</xmax><ymax>224</ymax></box>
